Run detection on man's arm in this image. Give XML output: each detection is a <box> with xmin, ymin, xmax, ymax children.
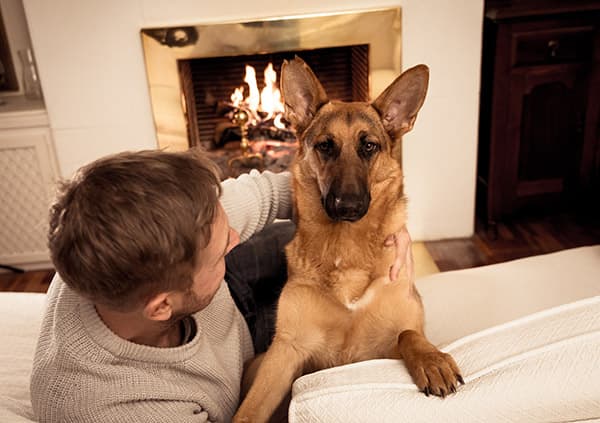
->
<box><xmin>220</xmin><ymin>170</ymin><xmax>292</xmax><ymax>243</ymax></box>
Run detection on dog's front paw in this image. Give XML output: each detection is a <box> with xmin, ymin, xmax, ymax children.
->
<box><xmin>406</xmin><ymin>350</ymin><xmax>464</xmax><ymax>397</ymax></box>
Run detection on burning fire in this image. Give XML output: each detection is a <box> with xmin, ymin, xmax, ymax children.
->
<box><xmin>230</xmin><ymin>63</ymin><xmax>286</xmax><ymax>130</ymax></box>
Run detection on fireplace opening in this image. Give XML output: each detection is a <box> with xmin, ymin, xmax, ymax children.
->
<box><xmin>179</xmin><ymin>45</ymin><xmax>369</xmax><ymax>177</ymax></box>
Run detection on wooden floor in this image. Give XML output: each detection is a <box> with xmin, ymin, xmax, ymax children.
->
<box><xmin>0</xmin><ymin>267</ymin><xmax>55</xmax><ymax>293</ymax></box>
<box><xmin>425</xmin><ymin>210</ymin><xmax>600</xmax><ymax>272</ymax></box>
<box><xmin>1</xmin><ymin>210</ymin><xmax>599</xmax><ymax>293</ymax></box>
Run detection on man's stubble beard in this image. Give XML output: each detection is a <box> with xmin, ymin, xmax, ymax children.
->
<box><xmin>169</xmin><ymin>285</ymin><xmax>212</xmax><ymax>323</ymax></box>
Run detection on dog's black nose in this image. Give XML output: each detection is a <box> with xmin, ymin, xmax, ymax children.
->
<box><xmin>324</xmin><ymin>192</ymin><xmax>370</xmax><ymax>222</ymax></box>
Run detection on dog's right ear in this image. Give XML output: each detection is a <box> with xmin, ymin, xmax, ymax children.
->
<box><xmin>372</xmin><ymin>64</ymin><xmax>429</xmax><ymax>142</ymax></box>
<box><xmin>281</xmin><ymin>57</ymin><xmax>329</xmax><ymax>135</ymax></box>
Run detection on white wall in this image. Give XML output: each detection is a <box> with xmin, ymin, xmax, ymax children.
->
<box><xmin>22</xmin><ymin>0</ymin><xmax>484</xmax><ymax>241</ymax></box>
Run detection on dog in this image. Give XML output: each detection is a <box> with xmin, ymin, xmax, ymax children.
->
<box><xmin>233</xmin><ymin>57</ymin><xmax>463</xmax><ymax>422</ymax></box>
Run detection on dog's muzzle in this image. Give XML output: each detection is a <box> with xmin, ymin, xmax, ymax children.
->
<box><xmin>323</xmin><ymin>192</ymin><xmax>371</xmax><ymax>222</ymax></box>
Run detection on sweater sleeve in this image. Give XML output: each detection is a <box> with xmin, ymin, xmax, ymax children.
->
<box><xmin>220</xmin><ymin>170</ymin><xmax>292</xmax><ymax>243</ymax></box>
<box><xmin>94</xmin><ymin>401</ymin><xmax>213</xmax><ymax>423</ymax></box>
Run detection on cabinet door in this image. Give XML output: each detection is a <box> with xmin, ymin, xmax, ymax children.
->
<box><xmin>0</xmin><ymin>127</ymin><xmax>58</xmax><ymax>267</ymax></box>
<box><xmin>506</xmin><ymin>64</ymin><xmax>589</xmax><ymax>211</ymax></box>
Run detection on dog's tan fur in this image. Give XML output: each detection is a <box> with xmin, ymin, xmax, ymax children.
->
<box><xmin>234</xmin><ymin>57</ymin><xmax>462</xmax><ymax>423</ymax></box>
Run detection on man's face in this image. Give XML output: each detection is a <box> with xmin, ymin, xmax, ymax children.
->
<box><xmin>175</xmin><ymin>203</ymin><xmax>240</xmax><ymax>316</ymax></box>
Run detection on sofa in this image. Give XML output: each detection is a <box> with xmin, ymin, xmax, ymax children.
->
<box><xmin>2</xmin><ymin>245</ymin><xmax>599</xmax><ymax>422</ymax></box>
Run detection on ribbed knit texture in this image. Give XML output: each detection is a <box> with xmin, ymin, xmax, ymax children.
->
<box><xmin>30</xmin><ymin>170</ymin><xmax>292</xmax><ymax>423</ymax></box>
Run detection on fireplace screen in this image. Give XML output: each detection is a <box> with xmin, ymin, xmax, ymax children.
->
<box><xmin>141</xmin><ymin>8</ymin><xmax>401</xmax><ymax>176</ymax></box>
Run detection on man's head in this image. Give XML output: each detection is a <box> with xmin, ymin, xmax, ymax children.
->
<box><xmin>48</xmin><ymin>149</ymin><xmax>237</xmax><ymax>316</ymax></box>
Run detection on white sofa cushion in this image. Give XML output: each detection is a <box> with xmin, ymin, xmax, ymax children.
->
<box><xmin>0</xmin><ymin>292</ymin><xmax>45</xmax><ymax>422</ymax></box>
<box><xmin>419</xmin><ymin>245</ymin><xmax>600</xmax><ymax>346</ymax></box>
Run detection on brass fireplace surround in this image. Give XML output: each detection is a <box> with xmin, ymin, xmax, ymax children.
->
<box><xmin>141</xmin><ymin>8</ymin><xmax>402</xmax><ymax>151</ymax></box>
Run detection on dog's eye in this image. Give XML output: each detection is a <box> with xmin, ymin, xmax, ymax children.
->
<box><xmin>315</xmin><ymin>140</ymin><xmax>334</xmax><ymax>154</ymax></box>
<box><xmin>359</xmin><ymin>133</ymin><xmax>380</xmax><ymax>157</ymax></box>
<box><xmin>363</xmin><ymin>142</ymin><xmax>379</xmax><ymax>153</ymax></box>
<box><xmin>360</xmin><ymin>140</ymin><xmax>380</xmax><ymax>157</ymax></box>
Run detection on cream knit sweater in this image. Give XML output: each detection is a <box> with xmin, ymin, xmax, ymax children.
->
<box><xmin>30</xmin><ymin>170</ymin><xmax>292</xmax><ymax>423</ymax></box>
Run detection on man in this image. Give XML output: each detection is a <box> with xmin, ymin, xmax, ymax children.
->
<box><xmin>30</xmin><ymin>148</ymin><xmax>411</xmax><ymax>422</ymax></box>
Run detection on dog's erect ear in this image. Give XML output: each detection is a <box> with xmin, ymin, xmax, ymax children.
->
<box><xmin>372</xmin><ymin>65</ymin><xmax>429</xmax><ymax>141</ymax></box>
<box><xmin>281</xmin><ymin>56</ymin><xmax>329</xmax><ymax>134</ymax></box>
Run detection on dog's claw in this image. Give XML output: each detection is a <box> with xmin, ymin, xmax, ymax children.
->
<box><xmin>423</xmin><ymin>387</ymin><xmax>430</xmax><ymax>397</ymax></box>
<box><xmin>457</xmin><ymin>374</ymin><xmax>465</xmax><ymax>385</ymax></box>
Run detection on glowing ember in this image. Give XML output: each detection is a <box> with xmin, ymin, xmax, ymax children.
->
<box><xmin>273</xmin><ymin>114</ymin><xmax>286</xmax><ymax>130</ymax></box>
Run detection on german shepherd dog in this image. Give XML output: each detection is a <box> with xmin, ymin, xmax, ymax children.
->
<box><xmin>234</xmin><ymin>57</ymin><xmax>463</xmax><ymax>422</ymax></box>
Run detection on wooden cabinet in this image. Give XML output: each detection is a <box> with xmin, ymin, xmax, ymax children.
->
<box><xmin>477</xmin><ymin>1</ymin><xmax>600</xmax><ymax>229</ymax></box>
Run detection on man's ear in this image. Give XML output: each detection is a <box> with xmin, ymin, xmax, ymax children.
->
<box><xmin>372</xmin><ymin>64</ymin><xmax>429</xmax><ymax>141</ymax></box>
<box><xmin>143</xmin><ymin>292</ymin><xmax>173</xmax><ymax>321</ymax></box>
<box><xmin>280</xmin><ymin>56</ymin><xmax>329</xmax><ymax>135</ymax></box>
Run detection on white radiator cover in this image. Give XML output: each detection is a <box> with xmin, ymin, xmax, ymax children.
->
<box><xmin>0</xmin><ymin>110</ymin><xmax>58</xmax><ymax>270</ymax></box>
<box><xmin>0</xmin><ymin>146</ymin><xmax>48</xmax><ymax>260</ymax></box>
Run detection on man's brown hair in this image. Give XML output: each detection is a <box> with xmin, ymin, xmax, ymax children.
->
<box><xmin>48</xmin><ymin>148</ymin><xmax>222</xmax><ymax>310</ymax></box>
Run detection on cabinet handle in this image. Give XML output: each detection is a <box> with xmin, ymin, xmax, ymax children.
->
<box><xmin>548</xmin><ymin>39</ymin><xmax>560</xmax><ymax>58</ymax></box>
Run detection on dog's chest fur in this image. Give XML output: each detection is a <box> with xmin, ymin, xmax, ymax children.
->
<box><xmin>286</xmin><ymin>163</ymin><xmax>407</xmax><ymax>312</ymax></box>
<box><xmin>285</xmin><ymin>195</ymin><xmax>415</xmax><ymax>366</ymax></box>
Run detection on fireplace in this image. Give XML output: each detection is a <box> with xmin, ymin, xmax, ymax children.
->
<box><xmin>140</xmin><ymin>8</ymin><xmax>401</xmax><ymax>177</ymax></box>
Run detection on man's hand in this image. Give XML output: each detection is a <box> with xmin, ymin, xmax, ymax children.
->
<box><xmin>385</xmin><ymin>226</ymin><xmax>414</xmax><ymax>282</ymax></box>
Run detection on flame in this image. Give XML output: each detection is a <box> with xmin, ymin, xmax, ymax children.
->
<box><xmin>230</xmin><ymin>87</ymin><xmax>244</xmax><ymax>107</ymax></box>
<box><xmin>244</xmin><ymin>65</ymin><xmax>260</xmax><ymax>113</ymax></box>
<box><xmin>231</xmin><ymin>62</ymin><xmax>286</xmax><ymax>129</ymax></box>
<box><xmin>260</xmin><ymin>63</ymin><xmax>284</xmax><ymax>119</ymax></box>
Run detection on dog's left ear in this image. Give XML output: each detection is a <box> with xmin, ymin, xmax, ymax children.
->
<box><xmin>372</xmin><ymin>65</ymin><xmax>429</xmax><ymax>141</ymax></box>
<box><xmin>281</xmin><ymin>56</ymin><xmax>329</xmax><ymax>135</ymax></box>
